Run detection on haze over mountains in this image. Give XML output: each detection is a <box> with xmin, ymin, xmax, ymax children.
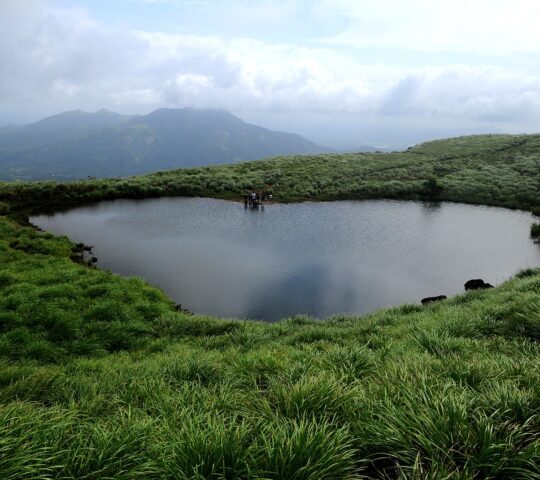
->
<box><xmin>0</xmin><ymin>108</ymin><xmax>332</xmax><ymax>181</ymax></box>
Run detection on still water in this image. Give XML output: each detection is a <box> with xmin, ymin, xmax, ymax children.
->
<box><xmin>32</xmin><ymin>198</ymin><xmax>540</xmax><ymax>321</ymax></box>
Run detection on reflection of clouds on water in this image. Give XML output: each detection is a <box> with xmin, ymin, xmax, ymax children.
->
<box><xmin>244</xmin><ymin>259</ymin><xmax>438</xmax><ymax>322</ymax></box>
<box><xmin>31</xmin><ymin>198</ymin><xmax>540</xmax><ymax>321</ymax></box>
<box><xmin>244</xmin><ymin>263</ymin><xmax>335</xmax><ymax>321</ymax></box>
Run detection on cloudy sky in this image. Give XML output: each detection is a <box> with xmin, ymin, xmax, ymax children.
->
<box><xmin>1</xmin><ymin>0</ymin><xmax>540</xmax><ymax>148</ymax></box>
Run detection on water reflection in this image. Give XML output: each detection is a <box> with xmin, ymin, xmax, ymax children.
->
<box><xmin>32</xmin><ymin>198</ymin><xmax>540</xmax><ymax>321</ymax></box>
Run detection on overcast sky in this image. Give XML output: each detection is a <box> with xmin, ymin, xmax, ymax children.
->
<box><xmin>1</xmin><ymin>0</ymin><xmax>540</xmax><ymax>148</ymax></box>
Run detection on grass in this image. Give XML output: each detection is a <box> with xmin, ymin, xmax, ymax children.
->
<box><xmin>0</xmin><ymin>260</ymin><xmax>539</xmax><ymax>478</ymax></box>
<box><xmin>1</xmin><ymin>133</ymin><xmax>539</xmax><ymax>217</ymax></box>
<box><xmin>0</xmin><ymin>134</ymin><xmax>539</xmax><ymax>478</ymax></box>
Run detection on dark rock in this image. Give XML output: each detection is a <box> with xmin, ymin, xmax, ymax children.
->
<box><xmin>421</xmin><ymin>295</ymin><xmax>447</xmax><ymax>305</ymax></box>
<box><xmin>72</xmin><ymin>243</ymin><xmax>85</xmax><ymax>252</ymax></box>
<box><xmin>69</xmin><ymin>253</ymin><xmax>83</xmax><ymax>262</ymax></box>
<box><xmin>175</xmin><ymin>303</ymin><xmax>193</xmax><ymax>315</ymax></box>
<box><xmin>90</xmin><ymin>257</ymin><xmax>98</xmax><ymax>263</ymax></box>
<box><xmin>83</xmin><ymin>245</ymin><xmax>94</xmax><ymax>251</ymax></box>
<box><xmin>464</xmin><ymin>279</ymin><xmax>493</xmax><ymax>290</ymax></box>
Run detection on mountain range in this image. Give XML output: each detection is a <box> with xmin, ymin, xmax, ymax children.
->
<box><xmin>0</xmin><ymin>108</ymin><xmax>331</xmax><ymax>181</ymax></box>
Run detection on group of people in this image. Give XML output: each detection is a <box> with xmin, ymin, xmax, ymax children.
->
<box><xmin>243</xmin><ymin>190</ymin><xmax>272</xmax><ymax>207</ymax></box>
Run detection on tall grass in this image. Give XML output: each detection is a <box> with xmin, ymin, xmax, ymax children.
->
<box><xmin>0</xmin><ymin>134</ymin><xmax>540</xmax><ymax>478</ymax></box>
<box><xmin>0</xmin><ymin>268</ymin><xmax>539</xmax><ymax>478</ymax></box>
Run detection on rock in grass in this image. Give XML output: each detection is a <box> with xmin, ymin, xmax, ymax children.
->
<box><xmin>464</xmin><ymin>279</ymin><xmax>494</xmax><ymax>291</ymax></box>
<box><xmin>421</xmin><ymin>295</ymin><xmax>447</xmax><ymax>305</ymax></box>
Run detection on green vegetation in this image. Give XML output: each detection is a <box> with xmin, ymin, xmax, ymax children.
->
<box><xmin>0</xmin><ymin>218</ymin><xmax>173</xmax><ymax>362</ymax></box>
<box><xmin>1</xmin><ymin>133</ymin><xmax>540</xmax><ymax>216</ymax></box>
<box><xmin>532</xmin><ymin>222</ymin><xmax>540</xmax><ymax>239</ymax></box>
<box><xmin>0</xmin><ymin>134</ymin><xmax>539</xmax><ymax>478</ymax></box>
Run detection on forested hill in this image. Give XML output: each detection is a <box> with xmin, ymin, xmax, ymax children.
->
<box><xmin>0</xmin><ymin>108</ymin><xmax>330</xmax><ymax>181</ymax></box>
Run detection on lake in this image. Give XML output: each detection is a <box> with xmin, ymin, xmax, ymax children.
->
<box><xmin>31</xmin><ymin>198</ymin><xmax>540</xmax><ymax>321</ymax></box>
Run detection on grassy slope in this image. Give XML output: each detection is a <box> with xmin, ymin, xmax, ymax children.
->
<box><xmin>1</xmin><ymin>133</ymin><xmax>539</xmax><ymax>215</ymax></box>
<box><xmin>0</xmin><ymin>134</ymin><xmax>539</xmax><ymax>479</ymax></box>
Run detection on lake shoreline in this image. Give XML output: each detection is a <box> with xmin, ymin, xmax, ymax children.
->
<box><xmin>31</xmin><ymin>197</ymin><xmax>540</xmax><ymax>322</ymax></box>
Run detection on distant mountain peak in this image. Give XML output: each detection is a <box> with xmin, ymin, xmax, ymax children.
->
<box><xmin>0</xmin><ymin>107</ymin><xmax>330</xmax><ymax>181</ymax></box>
<box><xmin>143</xmin><ymin>107</ymin><xmax>239</xmax><ymax>119</ymax></box>
<box><xmin>35</xmin><ymin>108</ymin><xmax>127</xmax><ymax>123</ymax></box>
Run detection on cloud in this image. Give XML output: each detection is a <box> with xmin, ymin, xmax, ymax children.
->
<box><xmin>319</xmin><ymin>0</ymin><xmax>540</xmax><ymax>55</ymax></box>
<box><xmin>1</xmin><ymin>0</ymin><xmax>540</xmax><ymax>130</ymax></box>
<box><xmin>379</xmin><ymin>66</ymin><xmax>540</xmax><ymax>121</ymax></box>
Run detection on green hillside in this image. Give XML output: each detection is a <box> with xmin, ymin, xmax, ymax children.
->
<box><xmin>2</xmin><ymin>133</ymin><xmax>539</xmax><ymax>216</ymax></box>
<box><xmin>0</xmin><ymin>134</ymin><xmax>539</xmax><ymax>479</ymax></box>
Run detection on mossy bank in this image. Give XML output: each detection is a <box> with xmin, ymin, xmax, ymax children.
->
<box><xmin>0</xmin><ymin>134</ymin><xmax>539</xmax><ymax>479</ymax></box>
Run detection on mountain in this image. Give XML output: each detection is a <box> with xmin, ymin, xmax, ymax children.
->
<box><xmin>0</xmin><ymin>109</ymin><xmax>131</xmax><ymax>151</ymax></box>
<box><xmin>0</xmin><ymin>108</ymin><xmax>330</xmax><ymax>180</ymax></box>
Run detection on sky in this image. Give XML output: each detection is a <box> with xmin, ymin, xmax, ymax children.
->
<box><xmin>1</xmin><ymin>0</ymin><xmax>540</xmax><ymax>148</ymax></box>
